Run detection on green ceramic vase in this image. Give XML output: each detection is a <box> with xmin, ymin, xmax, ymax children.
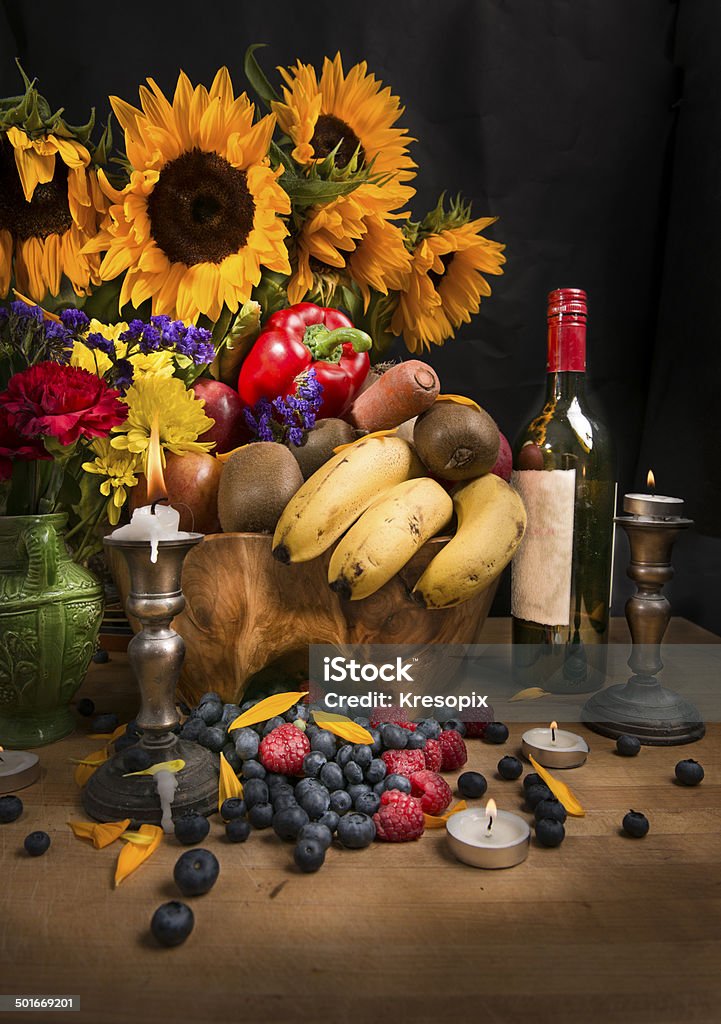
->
<box><xmin>0</xmin><ymin>514</ymin><xmax>104</xmax><ymax>748</ymax></box>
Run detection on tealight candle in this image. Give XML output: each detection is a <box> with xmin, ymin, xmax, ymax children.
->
<box><xmin>0</xmin><ymin>746</ymin><xmax>40</xmax><ymax>794</ymax></box>
<box><xmin>521</xmin><ymin>720</ymin><xmax>589</xmax><ymax>769</ymax></box>
<box><xmin>623</xmin><ymin>470</ymin><xmax>684</xmax><ymax>521</ymax></box>
<box><xmin>446</xmin><ymin>799</ymin><xmax>531</xmax><ymax>869</ymax></box>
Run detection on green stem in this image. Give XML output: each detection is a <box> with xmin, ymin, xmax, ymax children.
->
<box><xmin>72</xmin><ymin>502</ymin><xmax>105</xmax><ymax>565</ymax></box>
<box><xmin>303</xmin><ymin>324</ymin><xmax>372</xmax><ymax>362</ymax></box>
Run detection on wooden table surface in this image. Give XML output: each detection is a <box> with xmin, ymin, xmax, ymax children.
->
<box><xmin>2</xmin><ymin>618</ymin><xmax>720</xmax><ymax>1024</ymax></box>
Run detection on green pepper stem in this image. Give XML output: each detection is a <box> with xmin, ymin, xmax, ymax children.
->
<box><xmin>303</xmin><ymin>324</ymin><xmax>372</xmax><ymax>363</ymax></box>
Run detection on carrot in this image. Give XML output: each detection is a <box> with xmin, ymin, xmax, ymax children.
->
<box><xmin>347</xmin><ymin>360</ymin><xmax>440</xmax><ymax>432</ymax></box>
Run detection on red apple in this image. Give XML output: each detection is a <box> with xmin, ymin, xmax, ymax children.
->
<box><xmin>490</xmin><ymin>431</ymin><xmax>513</xmax><ymax>481</ymax></box>
<box><xmin>130</xmin><ymin>451</ymin><xmax>223</xmax><ymax>534</ymax></box>
<box><xmin>192</xmin><ymin>379</ymin><xmax>250</xmax><ymax>453</ymax></box>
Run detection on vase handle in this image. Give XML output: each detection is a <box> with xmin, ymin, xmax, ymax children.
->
<box><xmin>19</xmin><ymin>520</ymin><xmax>58</xmax><ymax>594</ymax></box>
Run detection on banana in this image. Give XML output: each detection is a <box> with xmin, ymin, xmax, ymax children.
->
<box><xmin>328</xmin><ymin>477</ymin><xmax>453</xmax><ymax>600</ymax></box>
<box><xmin>272</xmin><ymin>435</ymin><xmax>422</xmax><ymax>563</ymax></box>
<box><xmin>413</xmin><ymin>474</ymin><xmax>526</xmax><ymax>608</ymax></box>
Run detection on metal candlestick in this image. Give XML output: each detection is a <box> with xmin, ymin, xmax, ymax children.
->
<box><xmin>582</xmin><ymin>511</ymin><xmax>703</xmax><ymax>745</ymax></box>
<box><xmin>83</xmin><ymin>536</ymin><xmax>218</xmax><ymax>823</ymax></box>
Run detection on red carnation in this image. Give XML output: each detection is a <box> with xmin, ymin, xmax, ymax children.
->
<box><xmin>0</xmin><ymin>407</ymin><xmax>51</xmax><ymax>481</ymax></box>
<box><xmin>0</xmin><ymin>362</ymin><xmax>126</xmax><ymax>447</ymax></box>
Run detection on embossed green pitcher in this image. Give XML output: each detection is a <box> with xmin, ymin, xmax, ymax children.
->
<box><xmin>0</xmin><ymin>515</ymin><xmax>104</xmax><ymax>747</ymax></box>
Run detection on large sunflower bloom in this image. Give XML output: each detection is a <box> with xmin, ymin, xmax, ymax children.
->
<box><xmin>86</xmin><ymin>69</ymin><xmax>291</xmax><ymax>323</ymax></box>
<box><xmin>0</xmin><ymin>128</ymin><xmax>106</xmax><ymax>301</ymax></box>
<box><xmin>392</xmin><ymin>218</ymin><xmax>506</xmax><ymax>353</ymax></box>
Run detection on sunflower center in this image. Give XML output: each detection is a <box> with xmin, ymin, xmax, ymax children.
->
<box><xmin>0</xmin><ymin>136</ymin><xmax>73</xmax><ymax>241</ymax></box>
<box><xmin>147</xmin><ymin>148</ymin><xmax>256</xmax><ymax>266</ymax></box>
<box><xmin>428</xmin><ymin>252</ymin><xmax>455</xmax><ymax>290</ymax></box>
<box><xmin>311</xmin><ymin>114</ymin><xmax>365</xmax><ymax>168</ymax></box>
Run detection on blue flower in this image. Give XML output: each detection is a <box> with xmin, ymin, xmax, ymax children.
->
<box><xmin>138</xmin><ymin>323</ymin><xmax>161</xmax><ymax>353</ymax></box>
<box><xmin>59</xmin><ymin>308</ymin><xmax>90</xmax><ymax>332</ymax></box>
<box><xmin>9</xmin><ymin>300</ymin><xmax>43</xmax><ymax>320</ymax></box>
<box><xmin>119</xmin><ymin>319</ymin><xmax>146</xmax><ymax>343</ymax></box>
<box><xmin>85</xmin><ymin>332</ymin><xmax>116</xmax><ymax>357</ymax></box>
<box><xmin>113</xmin><ymin>358</ymin><xmax>134</xmax><ymax>395</ymax></box>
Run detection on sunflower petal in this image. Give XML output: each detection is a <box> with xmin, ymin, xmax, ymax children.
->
<box><xmin>114</xmin><ymin>824</ymin><xmax>163</xmax><ymax>886</ymax></box>
<box><xmin>124</xmin><ymin>758</ymin><xmax>185</xmax><ymax>778</ymax></box>
<box><xmin>68</xmin><ymin>819</ymin><xmax>132</xmax><ymax>849</ymax></box>
<box><xmin>311</xmin><ymin>711</ymin><xmax>374</xmax><ymax>744</ymax></box>
<box><xmin>228</xmin><ymin>692</ymin><xmax>309</xmax><ymax>732</ymax></box>
<box><xmin>529</xmin><ymin>756</ymin><xmax>585</xmax><ymax>817</ymax></box>
<box><xmin>219</xmin><ymin>751</ymin><xmax>243</xmax><ymax>813</ymax></box>
<box><xmin>423</xmin><ymin>801</ymin><xmax>468</xmax><ymax>829</ymax></box>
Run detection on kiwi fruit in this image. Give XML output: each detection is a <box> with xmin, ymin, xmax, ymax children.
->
<box><xmin>289</xmin><ymin>418</ymin><xmax>356</xmax><ymax>480</ymax></box>
<box><xmin>413</xmin><ymin>401</ymin><xmax>500</xmax><ymax>481</ymax></box>
<box><xmin>218</xmin><ymin>442</ymin><xmax>303</xmax><ymax>533</ymax></box>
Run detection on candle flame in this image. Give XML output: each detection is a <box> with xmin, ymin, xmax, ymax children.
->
<box><xmin>485</xmin><ymin>798</ymin><xmax>497</xmax><ymax>833</ymax></box>
<box><xmin>145</xmin><ymin>415</ymin><xmax>167</xmax><ymax>505</ymax></box>
<box><xmin>550</xmin><ymin>721</ymin><xmax>558</xmax><ymax>731</ymax></box>
<box><xmin>647</xmin><ymin>469</ymin><xmax>655</xmax><ymax>490</ymax></box>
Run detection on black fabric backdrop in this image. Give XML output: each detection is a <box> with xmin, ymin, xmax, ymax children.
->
<box><xmin>1</xmin><ymin>0</ymin><xmax>719</xmax><ymax>630</ymax></box>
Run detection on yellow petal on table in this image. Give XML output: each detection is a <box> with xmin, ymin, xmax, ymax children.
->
<box><xmin>333</xmin><ymin>428</ymin><xmax>399</xmax><ymax>454</ymax></box>
<box><xmin>423</xmin><ymin>801</ymin><xmax>468</xmax><ymax>829</ymax></box>
<box><xmin>71</xmin><ymin>747</ymin><xmax>110</xmax><ymax>787</ymax></box>
<box><xmin>89</xmin><ymin>723</ymin><xmax>128</xmax><ymax>742</ymax></box>
<box><xmin>123</xmin><ymin>758</ymin><xmax>185</xmax><ymax>778</ymax></box>
<box><xmin>311</xmin><ymin>710</ymin><xmax>373</xmax><ymax>745</ymax></box>
<box><xmin>219</xmin><ymin>751</ymin><xmax>243</xmax><ymax>814</ymax></box>
<box><xmin>68</xmin><ymin>819</ymin><xmax>132</xmax><ymax>849</ymax></box>
<box><xmin>228</xmin><ymin>692</ymin><xmax>309</xmax><ymax>732</ymax></box>
<box><xmin>120</xmin><ymin>831</ymin><xmax>155</xmax><ymax>846</ymax></box>
<box><xmin>509</xmin><ymin>687</ymin><xmax>550</xmax><ymax>702</ymax></box>
<box><xmin>529</xmin><ymin>755</ymin><xmax>586</xmax><ymax>817</ymax></box>
<box><xmin>435</xmin><ymin>394</ymin><xmax>482</xmax><ymax>412</ymax></box>
<box><xmin>114</xmin><ymin>825</ymin><xmax>163</xmax><ymax>886</ymax></box>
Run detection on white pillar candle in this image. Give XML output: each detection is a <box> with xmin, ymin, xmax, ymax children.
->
<box><xmin>108</xmin><ymin>504</ymin><xmax>192</xmax><ymax>563</ymax></box>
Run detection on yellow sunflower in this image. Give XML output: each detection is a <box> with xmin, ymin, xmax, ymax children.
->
<box><xmin>392</xmin><ymin>217</ymin><xmax>506</xmax><ymax>353</ymax></box>
<box><xmin>82</xmin><ymin>439</ymin><xmax>141</xmax><ymax>526</ymax></box>
<box><xmin>0</xmin><ymin>127</ymin><xmax>106</xmax><ymax>301</ymax></box>
<box><xmin>85</xmin><ymin>68</ymin><xmax>291</xmax><ymax>323</ymax></box>
<box><xmin>111</xmin><ymin>376</ymin><xmax>214</xmax><ymax>459</ymax></box>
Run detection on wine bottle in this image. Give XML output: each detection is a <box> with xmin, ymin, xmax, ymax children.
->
<box><xmin>511</xmin><ymin>288</ymin><xmax>616</xmax><ymax>693</ymax></box>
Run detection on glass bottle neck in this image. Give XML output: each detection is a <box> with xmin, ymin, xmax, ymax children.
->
<box><xmin>545</xmin><ymin>370</ymin><xmax>586</xmax><ymax>401</ymax></box>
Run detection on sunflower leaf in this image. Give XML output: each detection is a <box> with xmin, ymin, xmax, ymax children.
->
<box><xmin>311</xmin><ymin>710</ymin><xmax>373</xmax><ymax>744</ymax></box>
<box><xmin>244</xmin><ymin>44</ymin><xmax>281</xmax><ymax>108</ymax></box>
<box><xmin>228</xmin><ymin>691</ymin><xmax>308</xmax><ymax>732</ymax></box>
<box><xmin>279</xmin><ymin>174</ymin><xmax>368</xmax><ymax>212</ymax></box>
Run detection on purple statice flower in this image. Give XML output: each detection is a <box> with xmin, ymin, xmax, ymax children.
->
<box><xmin>119</xmin><ymin>319</ymin><xmax>145</xmax><ymax>344</ymax></box>
<box><xmin>112</xmin><ymin>358</ymin><xmax>134</xmax><ymax>395</ymax></box>
<box><xmin>84</xmin><ymin>331</ymin><xmax>116</xmax><ymax>357</ymax></box>
<box><xmin>244</xmin><ymin>370</ymin><xmax>323</xmax><ymax>447</ymax></box>
<box><xmin>181</xmin><ymin>325</ymin><xmax>215</xmax><ymax>365</ymax></box>
<box><xmin>9</xmin><ymin>300</ymin><xmax>43</xmax><ymax>320</ymax></box>
<box><xmin>138</xmin><ymin>323</ymin><xmax>162</xmax><ymax>353</ymax></box>
<box><xmin>59</xmin><ymin>308</ymin><xmax>90</xmax><ymax>332</ymax></box>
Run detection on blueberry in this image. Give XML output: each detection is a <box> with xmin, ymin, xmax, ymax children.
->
<box><xmin>92</xmin><ymin>648</ymin><xmax>109</xmax><ymax>664</ymax></box>
<box><xmin>242</xmin><ymin>760</ymin><xmax>267</xmax><ymax>780</ymax></box>
<box><xmin>296</xmin><ymin>777</ymin><xmax>324</xmax><ymax>800</ymax></box>
<box><xmin>197</xmin><ymin>701</ymin><xmax>223</xmax><ymax>726</ymax></box>
<box><xmin>353</xmin><ymin>716</ymin><xmax>371</xmax><ymax>728</ymax></box>
<box><xmin>616</xmin><ymin>734</ymin><xmax>641</xmax><ymax>757</ymax></box>
<box><xmin>535</xmin><ymin>818</ymin><xmax>566</xmax><ymax>847</ymax></box>
<box><xmin>114</xmin><ymin>734</ymin><xmax>137</xmax><ymax>753</ymax></box>
<box><xmin>24</xmin><ymin>830</ymin><xmax>50</xmax><ymax>856</ymax></box>
<box><xmin>220</xmin><ymin>798</ymin><xmax>247</xmax><ymax>821</ymax></box>
<box><xmin>373</xmin><ymin>781</ymin><xmax>386</xmax><ymax>796</ymax></box>
<box><xmin>497</xmin><ymin>756</ymin><xmax>523</xmax><ymax>781</ymax></box>
<box><xmin>368</xmin><ymin>728</ymin><xmax>383</xmax><ymax>756</ymax></box>
<box><xmin>318</xmin><ymin>810</ymin><xmax>339</xmax><ymax>833</ymax></box>
<box><xmin>244</xmin><ymin>779</ymin><xmax>269</xmax><ymax>809</ymax></box>
<box><xmin>406</xmin><ymin>731</ymin><xmax>427</xmax><ymax>750</ymax></box>
<box><xmin>297</xmin><ymin>786</ymin><xmax>330</xmax><ymax>819</ymax></box>
<box><xmin>174</xmin><ymin>849</ymin><xmax>220</xmax><ymax>896</ymax></box>
<box><xmin>151</xmin><ymin>901</ymin><xmax>194</xmax><ymax>947</ymax></box>
<box><xmin>76</xmin><ymin>697</ymin><xmax>95</xmax><ymax>717</ymax></box>
<box><xmin>180</xmin><ymin>718</ymin><xmax>205</xmax><ymax>742</ymax></box>
<box><xmin>273</xmin><ymin>793</ymin><xmax>299</xmax><ymax>812</ymax></box>
<box><xmin>365</xmin><ymin>758</ymin><xmax>387</xmax><ymax>784</ymax></box>
<box><xmin>221</xmin><ymin>703</ymin><xmax>242</xmax><ymax>727</ymax></box>
<box><xmin>343</xmin><ymin>761</ymin><xmax>364</xmax><ymax>785</ymax></box>
<box><xmin>525</xmin><ymin>784</ymin><xmax>553</xmax><ymax>810</ymax></box>
<box><xmin>354</xmin><ymin>791</ymin><xmax>381</xmax><ymax>815</ymax></box>
<box><xmin>416</xmin><ymin>718</ymin><xmax>441</xmax><ymax>739</ymax></box>
<box><xmin>273</xmin><ymin>805</ymin><xmax>310</xmax><ymax>841</ymax></box>
<box><xmin>294</xmin><ymin>836</ymin><xmax>326</xmax><ymax>873</ymax></box>
<box><xmin>263</xmin><ymin>716</ymin><xmax>286</xmax><ymax>736</ymax></box>
<box><xmin>320</xmin><ymin>762</ymin><xmax>344</xmax><ymax>790</ymax></box>
<box><xmin>126</xmin><ymin>719</ymin><xmax>142</xmax><ymax>739</ymax></box>
<box><xmin>352</xmin><ymin>745</ymin><xmax>372</xmax><ymax>769</ymax></box>
<box><xmin>221</xmin><ymin>743</ymin><xmax>242</xmax><ymax>772</ymax></box>
<box><xmin>310</xmin><ymin>730</ymin><xmax>337</xmax><ymax>759</ymax></box>
<box><xmin>266</xmin><ymin>773</ymin><xmax>289</xmax><ymax>791</ymax></box>
<box><xmin>233</xmin><ymin>728</ymin><xmax>260</xmax><ymax>761</ymax></box>
<box><xmin>249</xmin><ymin>802</ymin><xmax>274</xmax><ymax>829</ymax></box>
<box><xmin>285</xmin><ymin>703</ymin><xmax>310</xmax><ymax>723</ymax></box>
<box><xmin>484</xmin><ymin>722</ymin><xmax>509</xmax><ymax>744</ymax></box>
<box><xmin>177</xmin><ymin>702</ymin><xmax>191</xmax><ymax>717</ymax></box>
<box><xmin>622</xmin><ymin>810</ymin><xmax>649</xmax><ymax>838</ymax></box>
<box><xmin>380</xmin><ymin>723</ymin><xmax>408</xmax><ymax>750</ymax></box>
<box><xmin>201</xmin><ymin>726</ymin><xmax>226</xmax><ymax>753</ymax></box>
<box><xmin>0</xmin><ymin>796</ymin><xmax>23</xmax><ymax>823</ymax></box>
<box><xmin>330</xmin><ymin>790</ymin><xmax>352</xmax><ymax>815</ymax></box>
<box><xmin>302</xmin><ymin>751</ymin><xmax>327</xmax><ymax>778</ymax></box>
<box><xmin>174</xmin><ymin>811</ymin><xmax>210</xmax><ymax>845</ymax></box>
<box><xmin>458</xmin><ymin>771</ymin><xmax>488</xmax><ymax>799</ymax></box>
<box><xmin>337</xmin><ymin>812</ymin><xmax>376</xmax><ymax>849</ymax></box>
<box><xmin>384</xmin><ymin>774</ymin><xmax>411</xmax><ymax>794</ymax></box>
<box><xmin>522</xmin><ymin>773</ymin><xmax>544</xmax><ymax>792</ymax></box>
<box><xmin>346</xmin><ymin>783</ymin><xmax>371</xmax><ymax>803</ymax></box>
<box><xmin>298</xmin><ymin>822</ymin><xmax>333</xmax><ymax>850</ymax></box>
<box><xmin>91</xmin><ymin>713</ymin><xmax>119</xmax><ymax>734</ymax></box>
<box><xmin>675</xmin><ymin>759</ymin><xmax>704</xmax><ymax>786</ymax></box>
<box><xmin>442</xmin><ymin>719</ymin><xmax>467</xmax><ymax>737</ymax></box>
<box><xmin>336</xmin><ymin>744</ymin><xmax>354</xmax><ymax>767</ymax></box>
<box><xmin>534</xmin><ymin>798</ymin><xmax>567</xmax><ymax>824</ymax></box>
<box><xmin>226</xmin><ymin>819</ymin><xmax>251</xmax><ymax>843</ymax></box>
<box><xmin>198</xmin><ymin>691</ymin><xmax>223</xmax><ymax>706</ymax></box>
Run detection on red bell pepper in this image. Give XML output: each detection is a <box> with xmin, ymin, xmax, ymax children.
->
<box><xmin>237</xmin><ymin>302</ymin><xmax>372</xmax><ymax>419</ymax></box>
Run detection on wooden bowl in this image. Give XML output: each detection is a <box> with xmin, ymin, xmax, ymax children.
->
<box><xmin>109</xmin><ymin>533</ymin><xmax>498</xmax><ymax>706</ymax></box>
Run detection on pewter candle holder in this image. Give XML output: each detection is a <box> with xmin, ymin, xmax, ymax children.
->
<box><xmin>82</xmin><ymin>536</ymin><xmax>218</xmax><ymax>823</ymax></box>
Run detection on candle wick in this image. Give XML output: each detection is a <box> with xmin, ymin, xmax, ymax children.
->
<box><xmin>486</xmin><ymin>816</ymin><xmax>493</xmax><ymax>834</ymax></box>
<box><xmin>551</xmin><ymin>727</ymin><xmax>556</xmax><ymax>743</ymax></box>
<box><xmin>150</xmin><ymin>498</ymin><xmax>168</xmax><ymax>515</ymax></box>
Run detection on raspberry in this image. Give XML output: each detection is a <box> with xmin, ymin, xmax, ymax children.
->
<box><xmin>370</xmin><ymin>707</ymin><xmax>408</xmax><ymax>729</ymax></box>
<box><xmin>464</xmin><ymin>706</ymin><xmax>495</xmax><ymax>738</ymax></box>
<box><xmin>400</xmin><ymin>722</ymin><xmax>418</xmax><ymax>732</ymax></box>
<box><xmin>381</xmin><ymin>749</ymin><xmax>426</xmax><ymax>778</ymax></box>
<box><xmin>259</xmin><ymin>724</ymin><xmax>310</xmax><ymax>776</ymax></box>
<box><xmin>438</xmin><ymin>730</ymin><xmax>468</xmax><ymax>771</ymax></box>
<box><xmin>409</xmin><ymin>770</ymin><xmax>453</xmax><ymax>815</ymax></box>
<box><xmin>423</xmin><ymin>738</ymin><xmax>442</xmax><ymax>772</ymax></box>
<box><xmin>373</xmin><ymin>790</ymin><xmax>425</xmax><ymax>842</ymax></box>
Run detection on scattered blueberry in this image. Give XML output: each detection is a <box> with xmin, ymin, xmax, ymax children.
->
<box><xmin>406</xmin><ymin>731</ymin><xmax>427</xmax><ymax>750</ymax></box>
<box><xmin>675</xmin><ymin>759</ymin><xmax>704</xmax><ymax>786</ymax></box>
<box><xmin>365</xmin><ymin>758</ymin><xmax>386</xmax><ymax>784</ymax></box>
<box><xmin>233</xmin><ymin>728</ymin><xmax>260</xmax><ymax>761</ymax></box>
<box><xmin>220</xmin><ymin>743</ymin><xmax>242</xmax><ymax>772</ymax></box>
<box><xmin>24</xmin><ymin>831</ymin><xmax>50</xmax><ymax>856</ymax></box>
<box><xmin>226</xmin><ymin>819</ymin><xmax>251</xmax><ymax>843</ymax></box>
<box><xmin>330</xmin><ymin>790</ymin><xmax>352</xmax><ymax>815</ymax></box>
<box><xmin>336</xmin><ymin>744</ymin><xmax>354</xmax><ymax>767</ymax></box>
<box><xmin>416</xmin><ymin>718</ymin><xmax>442</xmax><ymax>739</ymax></box>
<box><xmin>273</xmin><ymin>793</ymin><xmax>299</xmax><ymax>812</ymax></box>
<box><xmin>123</xmin><ymin>746</ymin><xmax>153</xmax><ymax>774</ymax></box>
<box><xmin>354</xmin><ymin>791</ymin><xmax>381</xmax><ymax>816</ymax></box>
<box><xmin>534</xmin><ymin>798</ymin><xmax>567</xmax><ymax>824</ymax></box>
<box><xmin>525</xmin><ymin>784</ymin><xmax>553</xmax><ymax>810</ymax></box>
<box><xmin>285</xmin><ymin>704</ymin><xmax>309</xmax><ymax>723</ymax></box>
<box><xmin>352</xmin><ymin>745</ymin><xmax>372</xmax><ymax>769</ymax></box>
<box><xmin>484</xmin><ymin>722</ymin><xmax>509</xmax><ymax>744</ymax></box>
<box><xmin>318</xmin><ymin>810</ymin><xmax>339</xmax><ymax>833</ymax></box>
<box><xmin>151</xmin><ymin>901</ymin><xmax>194</xmax><ymax>947</ymax></box>
<box><xmin>310</xmin><ymin>730</ymin><xmax>337</xmax><ymax>759</ymax></box>
<box><xmin>346</xmin><ymin>783</ymin><xmax>371</xmax><ymax>803</ymax></box>
<box><xmin>221</xmin><ymin>703</ymin><xmax>241</xmax><ymax>727</ymax></box>
<box><xmin>249</xmin><ymin>802</ymin><xmax>274</xmax><ymax>829</ymax></box>
<box><xmin>294</xmin><ymin>836</ymin><xmax>326</xmax><ymax>872</ymax></box>
<box><xmin>220</xmin><ymin>798</ymin><xmax>247</xmax><ymax>821</ymax></box>
<box><xmin>201</xmin><ymin>726</ymin><xmax>226</xmax><ymax>753</ymax></box>
<box><xmin>442</xmin><ymin>719</ymin><xmax>467</xmax><ymax>736</ymax></box>
<box><xmin>535</xmin><ymin>818</ymin><xmax>565</xmax><ymax>847</ymax></box>
<box><xmin>198</xmin><ymin>691</ymin><xmax>223</xmax><ymax>706</ymax></box>
<box><xmin>174</xmin><ymin>849</ymin><xmax>220</xmax><ymax>896</ymax></box>
<box><xmin>622</xmin><ymin>810</ymin><xmax>649</xmax><ymax>838</ymax></box>
<box><xmin>298</xmin><ymin>822</ymin><xmax>333</xmax><ymax>850</ymax></box>
<box><xmin>337</xmin><ymin>812</ymin><xmax>376</xmax><ymax>849</ymax></box>
<box><xmin>175</xmin><ymin>811</ymin><xmax>210</xmax><ymax>845</ymax></box>
<box><xmin>303</xmin><ymin>751</ymin><xmax>327</xmax><ymax>778</ymax></box>
<box><xmin>263</xmin><ymin>715</ymin><xmax>286</xmax><ymax>736</ymax></box>
<box><xmin>0</xmin><ymin>796</ymin><xmax>23</xmax><ymax>823</ymax></box>
<box><xmin>76</xmin><ymin>698</ymin><xmax>95</xmax><ymax>717</ymax></box>
<box><xmin>497</xmin><ymin>755</ymin><xmax>523</xmax><ymax>781</ymax></box>
<box><xmin>297</xmin><ymin>786</ymin><xmax>330</xmax><ymax>820</ymax></box>
<box><xmin>343</xmin><ymin>761</ymin><xmax>364</xmax><ymax>785</ymax></box>
<box><xmin>616</xmin><ymin>734</ymin><xmax>641</xmax><ymax>757</ymax></box>
<box><xmin>242</xmin><ymin>760</ymin><xmax>267</xmax><ymax>780</ymax></box>
<box><xmin>353</xmin><ymin>716</ymin><xmax>371</xmax><ymax>728</ymax></box>
<box><xmin>180</xmin><ymin>719</ymin><xmax>204</xmax><ymax>742</ymax></box>
<box><xmin>197</xmin><ymin>701</ymin><xmax>223</xmax><ymax>725</ymax></box>
<box><xmin>457</xmin><ymin>772</ymin><xmax>488</xmax><ymax>799</ymax></box>
<box><xmin>368</xmin><ymin>728</ymin><xmax>383</xmax><ymax>756</ymax></box>
<box><xmin>384</xmin><ymin>773</ymin><xmax>412</xmax><ymax>794</ymax></box>
<box><xmin>272</xmin><ymin>805</ymin><xmax>310</xmax><ymax>841</ymax></box>
<box><xmin>92</xmin><ymin>649</ymin><xmax>109</xmax><ymax>664</ymax></box>
<box><xmin>91</xmin><ymin>713</ymin><xmax>119</xmax><ymax>734</ymax></box>
<box><xmin>522</xmin><ymin>773</ymin><xmax>544</xmax><ymax>792</ymax></box>
<box><xmin>266</xmin><ymin>773</ymin><xmax>289</xmax><ymax>791</ymax></box>
<box><xmin>243</xmin><ymin>779</ymin><xmax>269</xmax><ymax>809</ymax></box>
<box><xmin>380</xmin><ymin>724</ymin><xmax>408</xmax><ymax>750</ymax></box>
<box><xmin>320</xmin><ymin>762</ymin><xmax>344</xmax><ymax>791</ymax></box>
<box><xmin>113</xmin><ymin>734</ymin><xmax>137</xmax><ymax>753</ymax></box>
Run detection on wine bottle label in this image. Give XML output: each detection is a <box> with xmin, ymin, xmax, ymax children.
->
<box><xmin>511</xmin><ymin>469</ymin><xmax>576</xmax><ymax>626</ymax></box>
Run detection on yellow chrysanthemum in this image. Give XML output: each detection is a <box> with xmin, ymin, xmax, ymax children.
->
<box><xmin>273</xmin><ymin>54</ymin><xmax>415</xmax><ymax>210</ymax></box>
<box><xmin>84</xmin><ymin>68</ymin><xmax>291</xmax><ymax>323</ymax></box>
<box><xmin>0</xmin><ymin>128</ymin><xmax>107</xmax><ymax>301</ymax></box>
<box><xmin>82</xmin><ymin>439</ymin><xmax>141</xmax><ymax>525</ymax></box>
<box><xmin>111</xmin><ymin>376</ymin><xmax>214</xmax><ymax>458</ymax></box>
<box><xmin>391</xmin><ymin>218</ymin><xmax>506</xmax><ymax>353</ymax></box>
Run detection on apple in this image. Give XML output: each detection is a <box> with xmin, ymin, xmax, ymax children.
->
<box><xmin>490</xmin><ymin>430</ymin><xmax>513</xmax><ymax>481</ymax></box>
<box><xmin>130</xmin><ymin>451</ymin><xmax>223</xmax><ymax>534</ymax></box>
<box><xmin>192</xmin><ymin>379</ymin><xmax>250</xmax><ymax>454</ymax></box>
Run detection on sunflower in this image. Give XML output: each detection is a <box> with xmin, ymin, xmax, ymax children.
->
<box><xmin>0</xmin><ymin>127</ymin><xmax>107</xmax><ymax>302</ymax></box>
<box><xmin>272</xmin><ymin>54</ymin><xmax>415</xmax><ymax>210</ymax></box>
<box><xmin>111</xmin><ymin>376</ymin><xmax>214</xmax><ymax>459</ymax></box>
<box><xmin>82</xmin><ymin>439</ymin><xmax>141</xmax><ymax>525</ymax></box>
<box><xmin>85</xmin><ymin>69</ymin><xmax>291</xmax><ymax>324</ymax></box>
<box><xmin>392</xmin><ymin>213</ymin><xmax>506</xmax><ymax>353</ymax></box>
